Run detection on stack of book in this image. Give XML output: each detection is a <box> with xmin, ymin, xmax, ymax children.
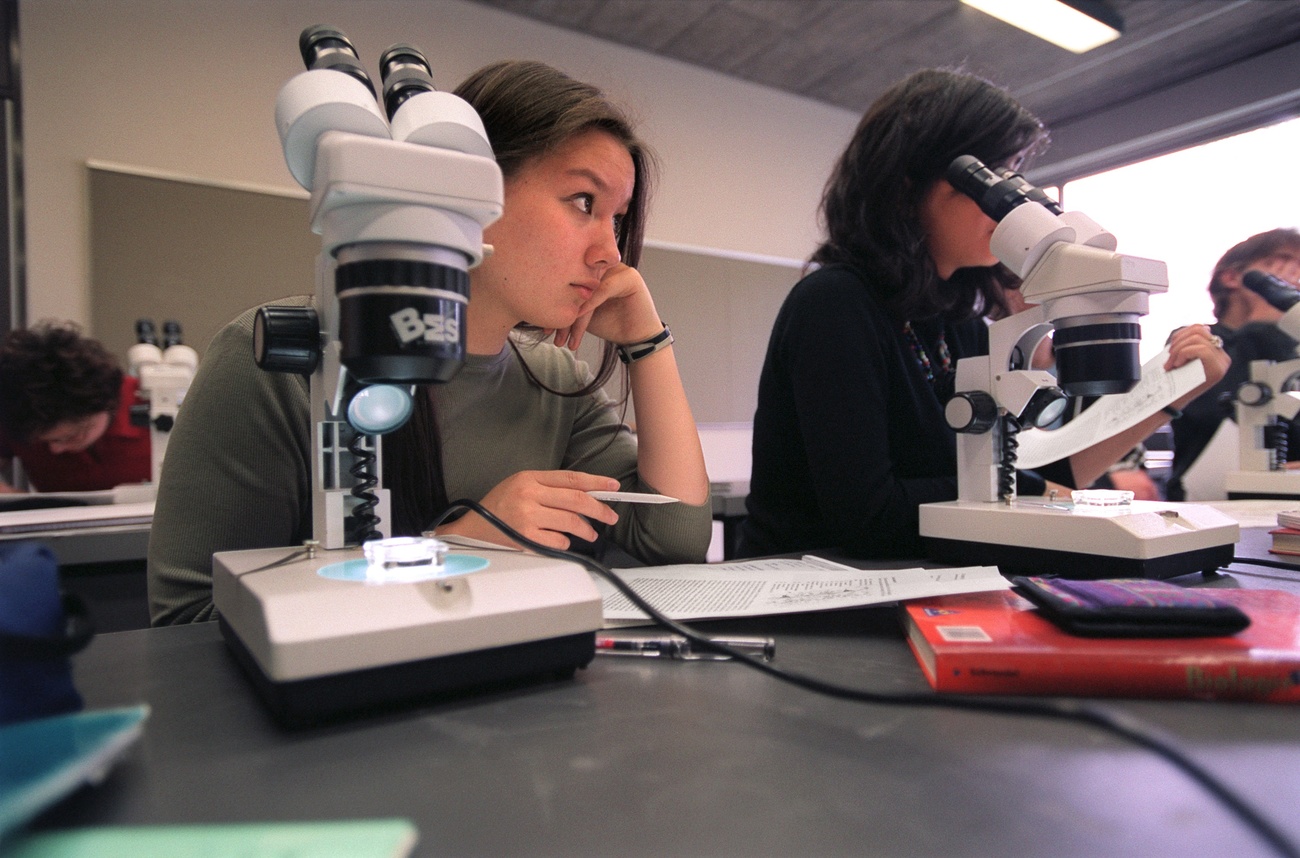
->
<box><xmin>901</xmin><ymin>587</ymin><xmax>1300</xmax><ymax>701</ymax></box>
<box><xmin>1267</xmin><ymin>510</ymin><xmax>1300</xmax><ymax>556</ymax></box>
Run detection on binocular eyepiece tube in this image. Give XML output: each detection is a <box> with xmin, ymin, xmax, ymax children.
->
<box><xmin>378</xmin><ymin>44</ymin><xmax>437</xmax><ymax>121</ymax></box>
<box><xmin>949</xmin><ymin>154</ymin><xmax>1142</xmax><ymax>397</ymax></box>
<box><xmin>299</xmin><ymin>25</ymin><xmax>376</xmax><ymax>96</ymax></box>
<box><xmin>946</xmin><ymin>155</ymin><xmax>1064</xmax><ymax>221</ymax></box>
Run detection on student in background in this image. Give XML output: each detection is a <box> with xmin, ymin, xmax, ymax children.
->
<box><xmin>148</xmin><ymin>60</ymin><xmax>713</xmax><ymax>625</ymax></box>
<box><xmin>0</xmin><ymin>321</ymin><xmax>151</xmax><ymax>493</ymax></box>
<box><xmin>738</xmin><ymin>68</ymin><xmax>1228</xmax><ymax>559</ymax></box>
<box><xmin>1166</xmin><ymin>228</ymin><xmax>1300</xmax><ymax>500</ymax></box>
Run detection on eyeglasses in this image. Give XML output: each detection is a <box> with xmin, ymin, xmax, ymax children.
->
<box><xmin>1261</xmin><ymin>252</ymin><xmax>1300</xmax><ymax>266</ymax></box>
<box><xmin>1236</xmin><ymin>253</ymin><xmax>1300</xmax><ymax>287</ymax></box>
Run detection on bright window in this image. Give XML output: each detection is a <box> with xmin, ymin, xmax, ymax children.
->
<box><xmin>1058</xmin><ymin>116</ymin><xmax>1300</xmax><ymax>363</ymax></box>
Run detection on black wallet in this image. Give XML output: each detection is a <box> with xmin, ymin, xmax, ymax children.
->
<box><xmin>1010</xmin><ymin>576</ymin><xmax>1251</xmax><ymax>638</ymax></box>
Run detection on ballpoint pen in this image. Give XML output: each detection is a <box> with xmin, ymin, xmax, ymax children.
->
<box><xmin>594</xmin><ymin>634</ymin><xmax>775</xmax><ymax>661</ymax></box>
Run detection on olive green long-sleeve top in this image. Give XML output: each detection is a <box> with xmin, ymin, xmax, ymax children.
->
<box><xmin>147</xmin><ymin>298</ymin><xmax>712</xmax><ymax>625</ymax></box>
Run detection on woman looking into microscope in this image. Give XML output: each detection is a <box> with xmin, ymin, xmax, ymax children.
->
<box><xmin>737</xmin><ymin>67</ymin><xmax>1229</xmax><ymax>560</ymax></box>
<box><xmin>148</xmin><ymin>60</ymin><xmax>712</xmax><ymax>625</ymax></box>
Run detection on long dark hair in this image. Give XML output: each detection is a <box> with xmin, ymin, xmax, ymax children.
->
<box><xmin>811</xmin><ymin>68</ymin><xmax>1047</xmax><ymax>322</ymax></box>
<box><xmin>384</xmin><ymin>60</ymin><xmax>654</xmax><ymax>535</ymax></box>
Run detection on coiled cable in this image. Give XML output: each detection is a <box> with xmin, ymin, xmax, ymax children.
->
<box><xmin>346</xmin><ymin>431</ymin><xmax>383</xmax><ymax>544</ymax></box>
<box><xmin>998</xmin><ymin>413</ymin><xmax>1020</xmax><ymax>500</ymax></box>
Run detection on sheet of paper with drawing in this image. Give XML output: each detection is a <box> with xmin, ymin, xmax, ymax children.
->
<box><xmin>598</xmin><ymin>556</ymin><xmax>1009</xmax><ymax>624</ymax></box>
<box><xmin>1017</xmin><ymin>348</ymin><xmax>1205</xmax><ymax>470</ymax></box>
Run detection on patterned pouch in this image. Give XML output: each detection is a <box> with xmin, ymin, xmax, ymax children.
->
<box><xmin>1011</xmin><ymin>576</ymin><xmax>1251</xmax><ymax>638</ymax></box>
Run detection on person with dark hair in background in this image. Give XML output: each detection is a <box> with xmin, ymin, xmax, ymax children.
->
<box><xmin>0</xmin><ymin>320</ymin><xmax>151</xmax><ymax>493</ymax></box>
<box><xmin>148</xmin><ymin>60</ymin><xmax>713</xmax><ymax>625</ymax></box>
<box><xmin>738</xmin><ymin>67</ymin><xmax>1228</xmax><ymax>559</ymax></box>
<box><xmin>1166</xmin><ymin>228</ymin><xmax>1300</xmax><ymax>501</ymax></box>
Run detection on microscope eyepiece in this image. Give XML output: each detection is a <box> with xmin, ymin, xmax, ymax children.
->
<box><xmin>947</xmin><ymin>156</ymin><xmax>1065</xmax><ymax>222</ymax></box>
<box><xmin>947</xmin><ymin>155</ymin><xmax>1031</xmax><ymax>222</ymax></box>
<box><xmin>1242</xmin><ymin>269</ymin><xmax>1300</xmax><ymax>313</ymax></box>
<box><xmin>298</xmin><ymin>25</ymin><xmax>375</xmax><ymax>97</ymax></box>
<box><xmin>162</xmin><ymin>320</ymin><xmax>183</xmax><ymax>349</ymax></box>
<box><xmin>379</xmin><ymin>44</ymin><xmax>437</xmax><ymax>121</ymax></box>
<box><xmin>994</xmin><ymin>167</ymin><xmax>1063</xmax><ymax>216</ymax></box>
<box><xmin>135</xmin><ymin>318</ymin><xmax>159</xmax><ymax>346</ymax></box>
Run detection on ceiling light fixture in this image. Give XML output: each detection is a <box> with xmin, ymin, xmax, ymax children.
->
<box><xmin>961</xmin><ymin>0</ymin><xmax>1124</xmax><ymax>53</ymax></box>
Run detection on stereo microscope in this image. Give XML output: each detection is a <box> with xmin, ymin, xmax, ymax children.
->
<box><xmin>1222</xmin><ymin>269</ymin><xmax>1300</xmax><ymax>499</ymax></box>
<box><xmin>211</xmin><ymin>27</ymin><xmax>602</xmax><ymax>725</ymax></box>
<box><xmin>919</xmin><ymin>157</ymin><xmax>1238</xmax><ymax>579</ymax></box>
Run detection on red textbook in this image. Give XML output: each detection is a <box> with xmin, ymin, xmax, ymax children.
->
<box><xmin>901</xmin><ymin>588</ymin><xmax>1300</xmax><ymax>701</ymax></box>
<box><xmin>1267</xmin><ymin>527</ymin><xmax>1300</xmax><ymax>557</ymax></box>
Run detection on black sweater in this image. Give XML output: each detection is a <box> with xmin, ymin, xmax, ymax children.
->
<box><xmin>739</xmin><ymin>264</ymin><xmax>1069</xmax><ymax>559</ymax></box>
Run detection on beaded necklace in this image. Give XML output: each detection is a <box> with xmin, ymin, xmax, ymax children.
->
<box><xmin>902</xmin><ymin>321</ymin><xmax>952</xmax><ymax>382</ymax></box>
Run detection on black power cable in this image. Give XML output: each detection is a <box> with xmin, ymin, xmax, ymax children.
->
<box><xmin>1230</xmin><ymin>556</ymin><xmax>1300</xmax><ymax>575</ymax></box>
<box><xmin>432</xmin><ymin>498</ymin><xmax>1300</xmax><ymax>858</ymax></box>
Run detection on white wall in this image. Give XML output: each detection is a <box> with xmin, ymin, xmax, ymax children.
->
<box><xmin>19</xmin><ymin>0</ymin><xmax>857</xmax><ymax>328</ymax></box>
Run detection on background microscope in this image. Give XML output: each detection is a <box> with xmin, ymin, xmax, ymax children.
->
<box><xmin>919</xmin><ymin>156</ymin><xmax>1238</xmax><ymax>579</ymax></box>
<box><xmin>127</xmin><ymin>318</ymin><xmax>197</xmax><ymax>490</ymax></box>
<box><xmin>1222</xmin><ymin>270</ymin><xmax>1300</xmax><ymax>498</ymax></box>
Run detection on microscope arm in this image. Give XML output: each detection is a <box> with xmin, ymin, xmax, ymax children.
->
<box><xmin>948</xmin><ymin>306</ymin><xmax>1070</xmax><ymax>503</ymax></box>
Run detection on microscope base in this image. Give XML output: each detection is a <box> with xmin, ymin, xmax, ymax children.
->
<box><xmin>919</xmin><ymin>499</ymin><xmax>1238</xmax><ymax>579</ymax></box>
<box><xmin>219</xmin><ymin>617</ymin><xmax>594</xmax><ymax>727</ymax></box>
<box><xmin>213</xmin><ymin>545</ymin><xmax>603</xmax><ymax>727</ymax></box>
<box><xmin>1224</xmin><ymin>469</ymin><xmax>1300</xmax><ymax>500</ymax></box>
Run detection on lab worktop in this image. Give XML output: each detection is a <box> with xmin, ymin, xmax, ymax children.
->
<box><xmin>19</xmin><ymin>525</ymin><xmax>1300</xmax><ymax>858</ymax></box>
<box><xmin>0</xmin><ymin>500</ymin><xmax>154</xmax><ymax>633</ymax></box>
<box><xmin>0</xmin><ymin>501</ymin><xmax>152</xmax><ymax>566</ymax></box>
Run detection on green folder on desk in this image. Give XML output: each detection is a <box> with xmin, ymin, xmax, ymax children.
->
<box><xmin>3</xmin><ymin>819</ymin><xmax>419</xmax><ymax>857</ymax></box>
<box><xmin>0</xmin><ymin>704</ymin><xmax>417</xmax><ymax>856</ymax></box>
<box><xmin>0</xmin><ymin>706</ymin><xmax>149</xmax><ymax>843</ymax></box>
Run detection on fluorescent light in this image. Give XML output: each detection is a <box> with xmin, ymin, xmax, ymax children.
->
<box><xmin>962</xmin><ymin>0</ymin><xmax>1123</xmax><ymax>53</ymax></box>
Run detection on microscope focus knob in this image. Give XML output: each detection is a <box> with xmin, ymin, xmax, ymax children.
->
<box><xmin>254</xmin><ymin>305</ymin><xmax>322</xmax><ymax>375</ymax></box>
<box><xmin>153</xmin><ymin>414</ymin><xmax>175</xmax><ymax>433</ymax></box>
<box><xmin>946</xmin><ymin>391</ymin><xmax>998</xmax><ymax>434</ymax></box>
<box><xmin>1236</xmin><ymin>381</ymin><xmax>1273</xmax><ymax>408</ymax></box>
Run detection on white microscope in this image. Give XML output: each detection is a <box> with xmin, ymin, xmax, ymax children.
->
<box><xmin>1222</xmin><ymin>270</ymin><xmax>1300</xmax><ymax>498</ymax></box>
<box><xmin>211</xmin><ymin>27</ymin><xmax>602</xmax><ymax>725</ymax></box>
<box><xmin>918</xmin><ymin>157</ymin><xmax>1238</xmax><ymax>579</ymax></box>
<box><xmin>127</xmin><ymin>319</ymin><xmax>198</xmax><ymax>489</ymax></box>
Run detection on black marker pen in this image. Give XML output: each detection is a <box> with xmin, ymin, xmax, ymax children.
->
<box><xmin>594</xmin><ymin>634</ymin><xmax>775</xmax><ymax>661</ymax></box>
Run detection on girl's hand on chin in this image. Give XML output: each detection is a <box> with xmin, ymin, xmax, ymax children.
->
<box><xmin>550</xmin><ymin>263</ymin><xmax>659</xmax><ymax>352</ymax></box>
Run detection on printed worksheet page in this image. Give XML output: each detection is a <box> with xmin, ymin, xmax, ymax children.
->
<box><xmin>599</xmin><ymin>556</ymin><xmax>1008</xmax><ymax>623</ymax></box>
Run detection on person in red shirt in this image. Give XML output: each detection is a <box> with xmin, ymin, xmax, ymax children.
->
<box><xmin>0</xmin><ymin>321</ymin><xmax>151</xmax><ymax>493</ymax></box>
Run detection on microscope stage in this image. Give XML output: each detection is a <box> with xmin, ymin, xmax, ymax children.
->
<box><xmin>213</xmin><ymin>544</ymin><xmax>602</xmax><ymax>725</ymax></box>
<box><xmin>919</xmin><ymin>498</ymin><xmax>1238</xmax><ymax>579</ymax></box>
